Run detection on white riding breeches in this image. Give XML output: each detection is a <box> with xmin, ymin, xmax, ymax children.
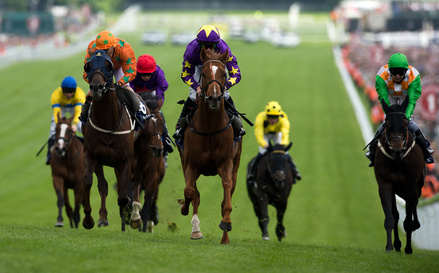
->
<box><xmin>259</xmin><ymin>132</ymin><xmax>282</xmax><ymax>154</ymax></box>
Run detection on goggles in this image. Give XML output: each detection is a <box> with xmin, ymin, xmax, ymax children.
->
<box><xmin>390</xmin><ymin>68</ymin><xmax>407</xmax><ymax>76</ymax></box>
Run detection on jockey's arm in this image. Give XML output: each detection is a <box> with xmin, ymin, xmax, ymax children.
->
<box><xmin>406</xmin><ymin>75</ymin><xmax>421</xmax><ymax>118</ymax></box>
<box><xmin>375</xmin><ymin>75</ymin><xmax>391</xmax><ymax>113</ymax></box>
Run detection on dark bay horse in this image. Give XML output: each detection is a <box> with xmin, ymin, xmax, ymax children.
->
<box><xmin>177</xmin><ymin>48</ymin><xmax>243</xmax><ymax>244</ymax></box>
<box><xmin>50</xmin><ymin>113</ymin><xmax>84</xmax><ymax>228</ymax></box>
<box><xmin>131</xmin><ymin>92</ymin><xmax>166</xmax><ymax>233</ymax></box>
<box><xmin>82</xmin><ymin>48</ymin><xmax>152</xmax><ymax>231</ymax></box>
<box><xmin>374</xmin><ymin>98</ymin><xmax>426</xmax><ymax>254</ymax></box>
<box><xmin>246</xmin><ymin>143</ymin><xmax>295</xmax><ymax>241</ymax></box>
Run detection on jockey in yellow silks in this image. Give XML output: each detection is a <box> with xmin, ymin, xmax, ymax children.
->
<box><xmin>247</xmin><ymin>101</ymin><xmax>301</xmax><ymax>181</ymax></box>
<box><xmin>46</xmin><ymin>76</ymin><xmax>85</xmax><ymax>165</ymax></box>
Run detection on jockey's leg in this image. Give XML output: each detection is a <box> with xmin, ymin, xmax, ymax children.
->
<box><xmin>247</xmin><ymin>153</ymin><xmax>264</xmax><ymax>181</ymax></box>
<box><xmin>365</xmin><ymin>122</ymin><xmax>385</xmax><ymax>167</ymax></box>
<box><xmin>46</xmin><ymin>135</ymin><xmax>55</xmax><ymax>165</ymax></box>
<box><xmin>79</xmin><ymin>90</ymin><xmax>93</xmax><ymax>123</ymax></box>
<box><xmin>286</xmin><ymin>153</ymin><xmax>301</xmax><ymax>181</ymax></box>
<box><xmin>160</xmin><ymin>111</ymin><xmax>173</xmax><ymax>154</ymax></box>
<box><xmin>173</xmin><ymin>98</ymin><xmax>196</xmax><ymax>139</ymax></box>
<box><xmin>410</xmin><ymin>120</ymin><xmax>434</xmax><ymax>164</ymax></box>
<box><xmin>224</xmin><ymin>95</ymin><xmax>246</xmax><ymax>138</ymax></box>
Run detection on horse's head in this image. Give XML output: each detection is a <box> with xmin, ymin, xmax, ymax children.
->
<box><xmin>200</xmin><ymin>48</ymin><xmax>228</xmax><ymax>111</ymax></box>
<box><xmin>84</xmin><ymin>47</ymin><xmax>115</xmax><ymax>101</ymax></box>
<box><xmin>382</xmin><ymin>98</ymin><xmax>410</xmax><ymax>161</ymax></box>
<box><xmin>139</xmin><ymin>92</ymin><xmax>164</xmax><ymax>158</ymax></box>
<box><xmin>54</xmin><ymin>113</ymin><xmax>75</xmax><ymax>158</ymax></box>
<box><xmin>266</xmin><ymin>142</ymin><xmax>293</xmax><ymax>189</ymax></box>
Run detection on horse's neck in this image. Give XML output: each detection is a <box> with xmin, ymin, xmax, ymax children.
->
<box><xmin>197</xmin><ymin>101</ymin><xmax>228</xmax><ymax>126</ymax></box>
<box><xmin>91</xmin><ymin>92</ymin><xmax>122</xmax><ymax>122</ymax></box>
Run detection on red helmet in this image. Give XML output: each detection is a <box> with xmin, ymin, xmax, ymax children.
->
<box><xmin>137</xmin><ymin>54</ymin><xmax>156</xmax><ymax>73</ymax></box>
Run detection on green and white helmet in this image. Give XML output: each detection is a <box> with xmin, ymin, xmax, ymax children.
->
<box><xmin>388</xmin><ymin>53</ymin><xmax>408</xmax><ymax>69</ymax></box>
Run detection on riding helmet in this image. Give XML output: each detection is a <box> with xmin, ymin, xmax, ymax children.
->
<box><xmin>95</xmin><ymin>30</ymin><xmax>117</xmax><ymax>50</ymax></box>
<box><xmin>61</xmin><ymin>76</ymin><xmax>77</xmax><ymax>89</ymax></box>
<box><xmin>196</xmin><ymin>25</ymin><xmax>220</xmax><ymax>44</ymax></box>
<box><xmin>137</xmin><ymin>54</ymin><xmax>156</xmax><ymax>73</ymax></box>
<box><xmin>388</xmin><ymin>53</ymin><xmax>408</xmax><ymax>69</ymax></box>
<box><xmin>265</xmin><ymin>101</ymin><xmax>282</xmax><ymax>116</ymax></box>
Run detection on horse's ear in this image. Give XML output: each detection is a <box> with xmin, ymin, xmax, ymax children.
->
<box><xmin>220</xmin><ymin>49</ymin><xmax>229</xmax><ymax>63</ymax></box>
<box><xmin>106</xmin><ymin>46</ymin><xmax>115</xmax><ymax>58</ymax></box>
<box><xmin>401</xmin><ymin>96</ymin><xmax>409</xmax><ymax>112</ymax></box>
<box><xmin>285</xmin><ymin>142</ymin><xmax>293</xmax><ymax>151</ymax></box>
<box><xmin>381</xmin><ymin>99</ymin><xmax>390</xmax><ymax>114</ymax></box>
<box><xmin>200</xmin><ymin>47</ymin><xmax>207</xmax><ymax>62</ymax></box>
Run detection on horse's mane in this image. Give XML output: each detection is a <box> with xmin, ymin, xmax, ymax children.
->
<box><xmin>139</xmin><ymin>92</ymin><xmax>159</xmax><ymax>110</ymax></box>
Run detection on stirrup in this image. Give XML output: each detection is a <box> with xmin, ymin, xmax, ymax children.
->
<box><xmin>173</xmin><ymin>128</ymin><xmax>182</xmax><ymax>139</ymax></box>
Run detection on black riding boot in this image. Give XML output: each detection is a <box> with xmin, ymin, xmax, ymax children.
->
<box><xmin>414</xmin><ymin>129</ymin><xmax>435</xmax><ymax>164</ymax></box>
<box><xmin>286</xmin><ymin>154</ymin><xmax>301</xmax><ymax>181</ymax></box>
<box><xmin>225</xmin><ymin>96</ymin><xmax>246</xmax><ymax>138</ymax></box>
<box><xmin>173</xmin><ymin>98</ymin><xmax>196</xmax><ymax>139</ymax></box>
<box><xmin>46</xmin><ymin>137</ymin><xmax>55</xmax><ymax>165</ymax></box>
<box><xmin>79</xmin><ymin>101</ymin><xmax>91</xmax><ymax>123</ymax></box>
<box><xmin>247</xmin><ymin>153</ymin><xmax>264</xmax><ymax>181</ymax></box>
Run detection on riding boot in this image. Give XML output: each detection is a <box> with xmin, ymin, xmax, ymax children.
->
<box><xmin>160</xmin><ymin>113</ymin><xmax>173</xmax><ymax>154</ymax></box>
<box><xmin>173</xmin><ymin>99</ymin><xmax>195</xmax><ymax>139</ymax></box>
<box><xmin>79</xmin><ymin>101</ymin><xmax>91</xmax><ymax>123</ymax></box>
<box><xmin>46</xmin><ymin>137</ymin><xmax>55</xmax><ymax>165</ymax></box>
<box><xmin>414</xmin><ymin>129</ymin><xmax>435</xmax><ymax>164</ymax></box>
<box><xmin>225</xmin><ymin>96</ymin><xmax>246</xmax><ymax>138</ymax></box>
<box><xmin>286</xmin><ymin>154</ymin><xmax>301</xmax><ymax>181</ymax></box>
<box><xmin>247</xmin><ymin>153</ymin><xmax>264</xmax><ymax>181</ymax></box>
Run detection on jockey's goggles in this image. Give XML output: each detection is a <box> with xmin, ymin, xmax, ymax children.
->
<box><xmin>198</xmin><ymin>41</ymin><xmax>218</xmax><ymax>49</ymax></box>
<box><xmin>62</xmin><ymin>87</ymin><xmax>76</xmax><ymax>94</ymax></box>
<box><xmin>390</xmin><ymin>68</ymin><xmax>407</xmax><ymax>76</ymax></box>
<box><xmin>267</xmin><ymin>115</ymin><xmax>280</xmax><ymax>119</ymax></box>
<box><xmin>139</xmin><ymin>72</ymin><xmax>153</xmax><ymax>77</ymax></box>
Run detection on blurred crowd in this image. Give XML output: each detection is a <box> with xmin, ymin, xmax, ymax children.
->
<box><xmin>342</xmin><ymin>34</ymin><xmax>439</xmax><ymax>199</ymax></box>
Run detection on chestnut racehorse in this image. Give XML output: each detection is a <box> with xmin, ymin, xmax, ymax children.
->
<box><xmin>50</xmin><ymin>113</ymin><xmax>84</xmax><ymax>228</ymax></box>
<box><xmin>374</xmin><ymin>98</ymin><xmax>426</xmax><ymax>254</ymax></box>
<box><xmin>177</xmin><ymin>48</ymin><xmax>243</xmax><ymax>244</ymax></box>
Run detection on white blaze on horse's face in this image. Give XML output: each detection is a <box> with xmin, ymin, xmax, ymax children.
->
<box><xmin>211</xmin><ymin>65</ymin><xmax>219</xmax><ymax>96</ymax></box>
<box><xmin>58</xmin><ymin>123</ymin><xmax>68</xmax><ymax>149</ymax></box>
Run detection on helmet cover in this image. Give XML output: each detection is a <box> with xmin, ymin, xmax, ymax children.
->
<box><xmin>388</xmin><ymin>53</ymin><xmax>408</xmax><ymax>69</ymax></box>
<box><xmin>95</xmin><ymin>31</ymin><xmax>117</xmax><ymax>50</ymax></box>
<box><xmin>196</xmin><ymin>25</ymin><xmax>220</xmax><ymax>43</ymax></box>
<box><xmin>265</xmin><ymin>101</ymin><xmax>282</xmax><ymax>116</ymax></box>
<box><xmin>137</xmin><ymin>54</ymin><xmax>156</xmax><ymax>73</ymax></box>
<box><xmin>61</xmin><ymin>76</ymin><xmax>77</xmax><ymax>89</ymax></box>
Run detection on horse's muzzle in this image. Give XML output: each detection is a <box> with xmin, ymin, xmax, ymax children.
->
<box><xmin>207</xmin><ymin>95</ymin><xmax>221</xmax><ymax>111</ymax></box>
<box><xmin>90</xmin><ymin>84</ymin><xmax>104</xmax><ymax>101</ymax></box>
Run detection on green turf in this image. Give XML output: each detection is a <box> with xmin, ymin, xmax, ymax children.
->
<box><xmin>0</xmin><ymin>12</ymin><xmax>438</xmax><ymax>273</ymax></box>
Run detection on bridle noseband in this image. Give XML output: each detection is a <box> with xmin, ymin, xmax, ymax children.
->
<box><xmin>383</xmin><ymin>112</ymin><xmax>409</xmax><ymax>150</ymax></box>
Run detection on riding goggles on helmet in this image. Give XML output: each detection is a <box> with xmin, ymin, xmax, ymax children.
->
<box><xmin>390</xmin><ymin>68</ymin><xmax>407</xmax><ymax>76</ymax></box>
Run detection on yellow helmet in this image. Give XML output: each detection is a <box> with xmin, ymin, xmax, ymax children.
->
<box><xmin>95</xmin><ymin>31</ymin><xmax>117</xmax><ymax>50</ymax></box>
<box><xmin>265</xmin><ymin>101</ymin><xmax>282</xmax><ymax>116</ymax></box>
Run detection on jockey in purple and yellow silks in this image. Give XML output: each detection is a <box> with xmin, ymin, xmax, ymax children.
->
<box><xmin>247</xmin><ymin>101</ymin><xmax>301</xmax><ymax>182</ymax></box>
<box><xmin>46</xmin><ymin>76</ymin><xmax>85</xmax><ymax>165</ymax></box>
<box><xmin>365</xmin><ymin>53</ymin><xmax>434</xmax><ymax>166</ymax></box>
<box><xmin>173</xmin><ymin>24</ymin><xmax>245</xmax><ymax>140</ymax></box>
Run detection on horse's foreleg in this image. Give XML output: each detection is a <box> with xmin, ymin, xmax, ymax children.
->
<box><xmin>93</xmin><ymin>165</ymin><xmax>109</xmax><ymax>227</ymax></box>
<box><xmin>403</xmin><ymin>197</ymin><xmax>419</xmax><ymax>254</ymax></box>
<box><xmin>181</xmin><ymin>168</ymin><xmax>200</xmax><ymax>216</ymax></box>
<box><xmin>53</xmin><ymin>180</ymin><xmax>64</xmax><ymax>227</ymax></box>
<box><xmin>82</xmin><ymin>158</ymin><xmax>95</xmax><ymax>229</ymax></box>
<box><xmin>63</xmin><ymin>186</ymin><xmax>73</xmax><ymax>228</ymax></box>
<box><xmin>275</xmin><ymin>202</ymin><xmax>287</xmax><ymax>242</ymax></box>
<box><xmin>378</xmin><ymin>182</ymin><xmax>395</xmax><ymax>252</ymax></box>
<box><xmin>73</xmin><ymin>181</ymin><xmax>83</xmax><ymax>229</ymax></box>
<box><xmin>190</xmin><ymin>214</ymin><xmax>203</xmax><ymax>240</ymax></box>
<box><xmin>219</xmin><ymin>175</ymin><xmax>233</xmax><ymax>231</ymax></box>
<box><xmin>116</xmin><ymin>161</ymin><xmax>131</xmax><ymax>231</ymax></box>
<box><xmin>391</xmin><ymin>195</ymin><xmax>401</xmax><ymax>252</ymax></box>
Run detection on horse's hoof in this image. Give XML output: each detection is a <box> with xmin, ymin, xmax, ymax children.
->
<box><xmin>190</xmin><ymin>231</ymin><xmax>203</xmax><ymax>240</ymax></box>
<box><xmin>262</xmin><ymin>236</ymin><xmax>270</xmax><ymax>241</ymax></box>
<box><xmin>82</xmin><ymin>219</ymin><xmax>95</xmax><ymax>230</ymax></box>
<box><xmin>146</xmin><ymin>220</ymin><xmax>154</xmax><ymax>233</ymax></box>
<box><xmin>219</xmin><ymin>221</ymin><xmax>232</xmax><ymax>231</ymax></box>
<box><xmin>55</xmin><ymin>221</ymin><xmax>64</xmax><ymax>227</ymax></box>
<box><xmin>130</xmin><ymin>219</ymin><xmax>142</xmax><ymax>229</ymax></box>
<box><xmin>177</xmin><ymin>198</ymin><xmax>184</xmax><ymax>207</ymax></box>
<box><xmin>97</xmin><ymin>219</ymin><xmax>109</xmax><ymax>227</ymax></box>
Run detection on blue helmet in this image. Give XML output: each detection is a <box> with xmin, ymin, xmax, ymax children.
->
<box><xmin>61</xmin><ymin>76</ymin><xmax>77</xmax><ymax>89</ymax></box>
<box><xmin>196</xmin><ymin>25</ymin><xmax>220</xmax><ymax>43</ymax></box>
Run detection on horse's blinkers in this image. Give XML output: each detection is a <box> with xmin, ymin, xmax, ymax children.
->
<box><xmin>84</xmin><ymin>50</ymin><xmax>114</xmax><ymax>92</ymax></box>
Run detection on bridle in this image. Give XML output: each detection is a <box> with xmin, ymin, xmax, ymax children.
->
<box><xmin>55</xmin><ymin>123</ymin><xmax>80</xmax><ymax>160</ymax></box>
<box><xmin>200</xmin><ymin>59</ymin><xmax>226</xmax><ymax>102</ymax></box>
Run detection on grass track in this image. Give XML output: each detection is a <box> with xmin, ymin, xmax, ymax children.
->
<box><xmin>0</xmin><ymin>13</ymin><xmax>438</xmax><ymax>272</ymax></box>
